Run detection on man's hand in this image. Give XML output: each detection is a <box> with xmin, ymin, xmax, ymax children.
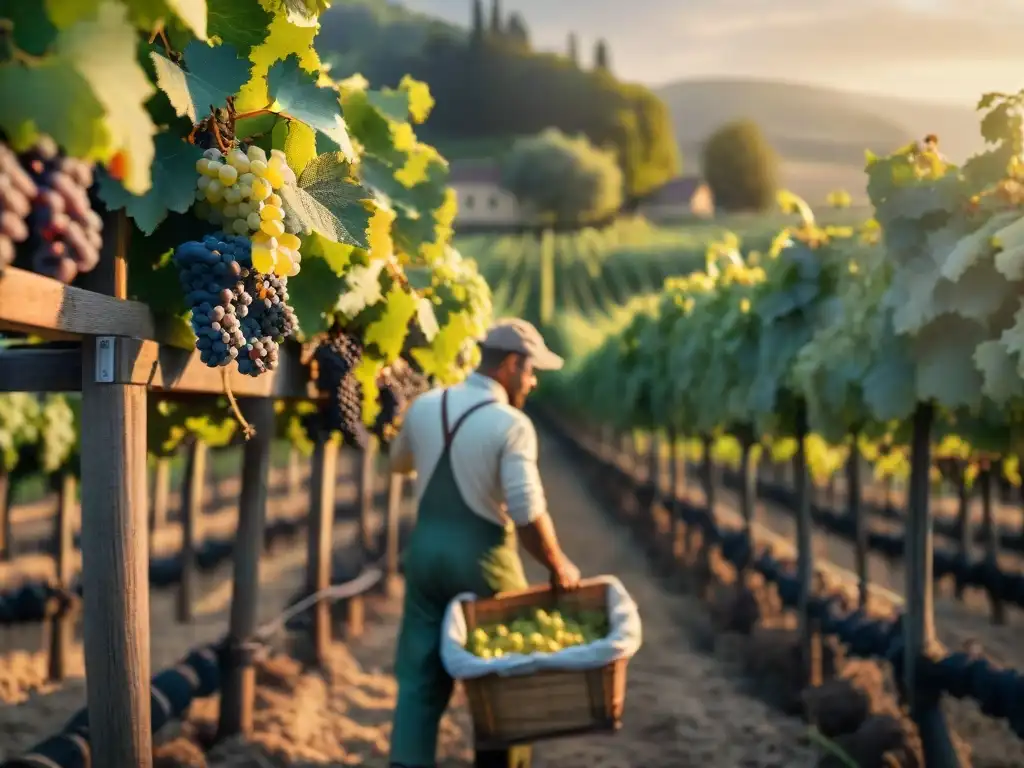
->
<box><xmin>550</xmin><ymin>555</ymin><xmax>581</xmax><ymax>592</ymax></box>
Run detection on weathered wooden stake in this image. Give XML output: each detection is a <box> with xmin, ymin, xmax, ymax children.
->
<box><xmin>218</xmin><ymin>400</ymin><xmax>275</xmax><ymax>740</ymax></box>
<box><xmin>847</xmin><ymin>443</ymin><xmax>867</xmax><ymax>609</ymax></box>
<box><xmin>979</xmin><ymin>466</ymin><xmax>1005</xmax><ymax>624</ymax></box>
<box><xmin>307</xmin><ymin>434</ymin><xmax>339</xmax><ymax>666</ymax></box>
<box><xmin>80</xmin><ymin>335</ymin><xmax>153</xmax><ymax>768</ymax></box>
<box><xmin>792</xmin><ymin>404</ymin><xmax>820</xmax><ymax>689</ymax></box>
<box><xmin>358</xmin><ymin>439</ymin><xmax>378</xmax><ymax>555</ymax></box>
<box><xmin>954</xmin><ymin>464</ymin><xmax>970</xmax><ymax>600</ymax></box>
<box><xmin>176</xmin><ymin>439</ymin><xmax>206</xmax><ymax>624</ymax></box>
<box><xmin>287</xmin><ymin>446</ymin><xmax>302</xmax><ymax>497</ymax></box>
<box><xmin>47</xmin><ymin>472</ymin><xmax>77</xmax><ymax>682</ymax></box>
<box><xmin>737</xmin><ymin>436</ymin><xmax>757</xmax><ymax>534</ymax></box>
<box><xmin>903</xmin><ymin>403</ymin><xmax>959</xmax><ymax>767</ymax></box>
<box><xmin>0</xmin><ymin>466</ymin><xmax>10</xmax><ymax>560</ymax></box>
<box><xmin>149</xmin><ymin>457</ymin><xmax>171</xmax><ymax>553</ymax></box>
<box><xmin>384</xmin><ymin>473</ymin><xmax>404</xmax><ymax>597</ymax></box>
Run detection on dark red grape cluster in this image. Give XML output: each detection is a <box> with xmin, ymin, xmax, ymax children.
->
<box><xmin>307</xmin><ymin>331</ymin><xmax>369</xmax><ymax>449</ymax></box>
<box><xmin>19</xmin><ymin>137</ymin><xmax>103</xmax><ymax>283</ymax></box>
<box><xmin>372</xmin><ymin>359</ymin><xmax>429</xmax><ymax>446</ymax></box>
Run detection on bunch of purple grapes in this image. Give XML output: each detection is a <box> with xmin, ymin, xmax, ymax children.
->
<box><xmin>307</xmin><ymin>331</ymin><xmax>369</xmax><ymax>449</ymax></box>
<box><xmin>372</xmin><ymin>359</ymin><xmax>429</xmax><ymax>446</ymax></box>
<box><xmin>173</xmin><ymin>232</ymin><xmax>298</xmax><ymax>377</ymax></box>
<box><xmin>0</xmin><ymin>144</ymin><xmax>37</xmax><ymax>270</ymax></box>
<box><xmin>20</xmin><ymin>137</ymin><xmax>103</xmax><ymax>283</ymax></box>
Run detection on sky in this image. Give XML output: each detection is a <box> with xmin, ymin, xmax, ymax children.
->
<box><xmin>397</xmin><ymin>0</ymin><xmax>1024</xmax><ymax>107</ymax></box>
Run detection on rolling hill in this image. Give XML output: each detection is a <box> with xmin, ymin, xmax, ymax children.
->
<box><xmin>655</xmin><ymin>77</ymin><xmax>983</xmax><ymax>203</ymax></box>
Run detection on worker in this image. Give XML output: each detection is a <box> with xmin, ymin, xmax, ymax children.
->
<box><xmin>387</xmin><ymin>317</ymin><xmax>581</xmax><ymax>768</ymax></box>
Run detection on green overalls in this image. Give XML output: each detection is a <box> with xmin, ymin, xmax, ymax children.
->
<box><xmin>390</xmin><ymin>391</ymin><xmax>533</xmax><ymax>768</ymax></box>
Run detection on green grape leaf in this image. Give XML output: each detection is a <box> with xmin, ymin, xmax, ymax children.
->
<box><xmin>367</xmin><ymin>89</ymin><xmax>410</xmax><ymax>122</ymax></box>
<box><xmin>266</xmin><ymin>56</ymin><xmax>354</xmax><ymax>160</ymax></box>
<box><xmin>7</xmin><ymin>2</ymin><xmax>57</xmax><ymax>55</ymax></box>
<box><xmin>286</xmin><ymin>253</ymin><xmax>347</xmax><ymax>336</ymax></box>
<box><xmin>235</xmin><ymin>12</ymin><xmax>319</xmax><ymax>112</ymax></box>
<box><xmin>415</xmin><ymin>295</ymin><xmax>440</xmax><ymax>341</ymax></box>
<box><xmin>150</xmin><ymin>41</ymin><xmax>252</xmax><ymax>124</ymax></box>
<box><xmin>96</xmin><ymin>133</ymin><xmax>204</xmax><ymax>234</ymax></box>
<box><xmin>206</xmin><ymin>0</ymin><xmax>274</xmax><ymax>56</ymax></box>
<box><xmin>55</xmin><ymin>2</ymin><xmax>158</xmax><ymax>194</ymax></box>
<box><xmin>303</xmin><ymin>232</ymin><xmax>356</xmax><ymax>274</ymax></box>
<box><xmin>365</xmin><ymin>286</ymin><xmax>417</xmax><ymax>361</ymax></box>
<box><xmin>272</xmin><ymin>117</ymin><xmax>317</xmax><ymax>175</ymax></box>
<box><xmin>0</xmin><ymin>60</ymin><xmax>107</xmax><ymax>160</ymax></box>
<box><xmin>278</xmin><ymin>152</ymin><xmax>372</xmax><ymax>246</ymax></box>
<box><xmin>270</xmin><ymin>0</ymin><xmax>320</xmax><ymax>27</ymax></box>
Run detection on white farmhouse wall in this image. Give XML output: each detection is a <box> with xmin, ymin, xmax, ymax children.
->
<box><xmin>452</xmin><ymin>181</ymin><xmax>521</xmax><ymax>225</ymax></box>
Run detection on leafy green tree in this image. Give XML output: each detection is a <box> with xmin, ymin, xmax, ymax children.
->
<box><xmin>701</xmin><ymin>120</ymin><xmax>778</xmax><ymax>212</ymax></box>
<box><xmin>567</xmin><ymin>32</ymin><xmax>579</xmax><ymax>65</ymax></box>
<box><xmin>594</xmin><ymin>39</ymin><xmax>611</xmax><ymax>72</ymax></box>
<box><xmin>501</xmin><ymin>128</ymin><xmax>624</xmax><ymax>225</ymax></box>
<box><xmin>506</xmin><ymin>12</ymin><xmax>530</xmax><ymax>48</ymax></box>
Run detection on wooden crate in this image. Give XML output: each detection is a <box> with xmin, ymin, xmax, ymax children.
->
<box><xmin>459</xmin><ymin>578</ymin><xmax>628</xmax><ymax>750</ymax></box>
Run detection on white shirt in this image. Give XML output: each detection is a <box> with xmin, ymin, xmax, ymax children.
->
<box><xmin>389</xmin><ymin>373</ymin><xmax>548</xmax><ymax>528</ymax></box>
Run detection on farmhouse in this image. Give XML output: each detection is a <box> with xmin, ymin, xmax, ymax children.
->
<box><xmin>448</xmin><ymin>160</ymin><xmax>522</xmax><ymax>226</ymax></box>
<box><xmin>638</xmin><ymin>176</ymin><xmax>715</xmax><ymax>221</ymax></box>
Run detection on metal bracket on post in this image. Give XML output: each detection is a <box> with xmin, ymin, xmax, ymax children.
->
<box><xmin>95</xmin><ymin>336</ymin><xmax>115</xmax><ymax>383</ymax></box>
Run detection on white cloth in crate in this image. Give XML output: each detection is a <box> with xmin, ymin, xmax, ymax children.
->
<box><xmin>440</xmin><ymin>575</ymin><xmax>643</xmax><ymax>680</ymax></box>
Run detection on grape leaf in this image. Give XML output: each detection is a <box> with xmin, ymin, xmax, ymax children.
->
<box><xmin>303</xmin><ymin>232</ymin><xmax>357</xmax><ymax>275</ymax></box>
<box><xmin>6</xmin><ymin>1</ymin><xmax>57</xmax><ymax>55</ymax></box>
<box><xmin>272</xmin><ymin>117</ymin><xmax>317</xmax><ymax>175</ymax></box>
<box><xmin>411</xmin><ymin>311</ymin><xmax>477</xmax><ymax>384</ymax></box>
<box><xmin>234</xmin><ymin>11</ymin><xmax>319</xmax><ymax>112</ymax></box>
<box><xmin>0</xmin><ymin>60</ymin><xmax>107</xmax><ymax>160</ymax></box>
<box><xmin>96</xmin><ymin>133</ymin><xmax>204</xmax><ymax>234</ymax></box>
<box><xmin>206</xmin><ymin>0</ymin><xmax>273</xmax><ymax>56</ymax></box>
<box><xmin>150</xmin><ymin>41</ymin><xmax>252</xmax><ymax>124</ymax></box>
<box><xmin>270</xmin><ymin>0</ymin><xmax>319</xmax><ymax>27</ymax></box>
<box><xmin>399</xmin><ymin>76</ymin><xmax>435</xmax><ymax>124</ymax></box>
<box><xmin>278</xmin><ymin>152</ymin><xmax>372</xmax><ymax>247</ymax></box>
<box><xmin>365</xmin><ymin>286</ymin><xmax>417</xmax><ymax>361</ymax></box>
<box><xmin>286</xmin><ymin>253</ymin><xmax>346</xmax><ymax>337</ymax></box>
<box><xmin>55</xmin><ymin>2</ymin><xmax>157</xmax><ymax>194</ymax></box>
<box><xmin>266</xmin><ymin>56</ymin><xmax>354</xmax><ymax>160</ymax></box>
<box><xmin>367</xmin><ymin>90</ymin><xmax>410</xmax><ymax>122</ymax></box>
<box><xmin>337</xmin><ymin>261</ymin><xmax>386</xmax><ymax>319</ymax></box>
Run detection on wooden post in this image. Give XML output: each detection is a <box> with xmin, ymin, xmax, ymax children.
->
<box><xmin>80</xmin><ymin>336</ymin><xmax>153</xmax><ymax>768</ymax></box>
<box><xmin>847</xmin><ymin>443</ymin><xmax>867</xmax><ymax>609</ymax></box>
<box><xmin>358</xmin><ymin>439</ymin><xmax>377</xmax><ymax>556</ymax></box>
<box><xmin>218</xmin><ymin>400</ymin><xmax>275</xmax><ymax>740</ymax></box>
<box><xmin>793</xmin><ymin>404</ymin><xmax>820</xmax><ymax>689</ymax></box>
<box><xmin>903</xmin><ymin>403</ymin><xmax>959</xmax><ymax>766</ymax></box>
<box><xmin>287</xmin><ymin>446</ymin><xmax>302</xmax><ymax>497</ymax></box>
<box><xmin>738</xmin><ymin>436</ymin><xmax>757</xmax><ymax>534</ymax></box>
<box><xmin>384</xmin><ymin>473</ymin><xmax>404</xmax><ymax>597</ymax></box>
<box><xmin>149</xmin><ymin>457</ymin><xmax>171</xmax><ymax>553</ymax></box>
<box><xmin>307</xmin><ymin>434</ymin><xmax>339</xmax><ymax>666</ymax></box>
<box><xmin>0</xmin><ymin>466</ymin><xmax>10</xmax><ymax>560</ymax></box>
<box><xmin>979</xmin><ymin>466</ymin><xmax>1005</xmax><ymax>624</ymax></box>
<box><xmin>47</xmin><ymin>471</ymin><xmax>77</xmax><ymax>682</ymax></box>
<box><xmin>176</xmin><ymin>439</ymin><xmax>206</xmax><ymax>624</ymax></box>
<box><xmin>954</xmin><ymin>464</ymin><xmax>970</xmax><ymax>600</ymax></box>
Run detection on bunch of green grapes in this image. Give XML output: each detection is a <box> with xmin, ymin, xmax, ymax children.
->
<box><xmin>193</xmin><ymin>145</ymin><xmax>303</xmax><ymax>277</ymax></box>
<box><xmin>466</xmin><ymin>608</ymin><xmax>609</xmax><ymax>659</ymax></box>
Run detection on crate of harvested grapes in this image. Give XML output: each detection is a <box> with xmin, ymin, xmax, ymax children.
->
<box><xmin>440</xmin><ymin>576</ymin><xmax>642</xmax><ymax>749</ymax></box>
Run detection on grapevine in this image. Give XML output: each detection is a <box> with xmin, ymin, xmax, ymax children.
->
<box><xmin>0</xmin><ymin>1</ymin><xmax>494</xmax><ymax>440</ymax></box>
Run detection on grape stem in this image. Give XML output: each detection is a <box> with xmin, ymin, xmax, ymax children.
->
<box><xmin>220</xmin><ymin>369</ymin><xmax>256</xmax><ymax>440</ymax></box>
<box><xmin>146</xmin><ymin>24</ymin><xmax>175</xmax><ymax>59</ymax></box>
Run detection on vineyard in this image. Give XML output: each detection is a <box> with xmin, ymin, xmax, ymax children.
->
<box><xmin>0</xmin><ymin>0</ymin><xmax>492</xmax><ymax>765</ymax></box>
<box><xmin>531</xmin><ymin>96</ymin><xmax>1024</xmax><ymax>766</ymax></box>
<box><xmin>5</xmin><ymin>1</ymin><xmax>1024</xmax><ymax>767</ymax></box>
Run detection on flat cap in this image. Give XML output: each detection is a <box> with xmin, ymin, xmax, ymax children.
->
<box><xmin>480</xmin><ymin>318</ymin><xmax>564</xmax><ymax>371</ymax></box>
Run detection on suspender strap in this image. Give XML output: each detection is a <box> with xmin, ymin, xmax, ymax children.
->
<box><xmin>441</xmin><ymin>390</ymin><xmax>497</xmax><ymax>450</ymax></box>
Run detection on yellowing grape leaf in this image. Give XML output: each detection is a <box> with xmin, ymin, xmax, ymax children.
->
<box><xmin>272</xmin><ymin>118</ymin><xmax>317</xmax><ymax>176</ymax></box>
<box><xmin>235</xmin><ymin>11</ymin><xmax>319</xmax><ymax>112</ymax></box>
<box><xmin>400</xmin><ymin>76</ymin><xmax>435</xmax><ymax>124</ymax></box>
<box><xmin>267</xmin><ymin>56</ymin><xmax>354</xmax><ymax>160</ymax></box>
<box><xmin>150</xmin><ymin>41</ymin><xmax>252</xmax><ymax>124</ymax></box>
<box><xmin>96</xmin><ymin>133</ymin><xmax>205</xmax><ymax>234</ymax></box>
<box><xmin>365</xmin><ymin>286</ymin><xmax>417</xmax><ymax>361</ymax></box>
<box><xmin>354</xmin><ymin>356</ymin><xmax>383</xmax><ymax>427</ymax></box>
<box><xmin>411</xmin><ymin>311</ymin><xmax>476</xmax><ymax>383</ymax></box>
<box><xmin>55</xmin><ymin>2</ymin><xmax>157</xmax><ymax>194</ymax></box>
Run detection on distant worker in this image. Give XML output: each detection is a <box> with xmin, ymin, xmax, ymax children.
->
<box><xmin>387</xmin><ymin>318</ymin><xmax>581</xmax><ymax>768</ymax></box>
